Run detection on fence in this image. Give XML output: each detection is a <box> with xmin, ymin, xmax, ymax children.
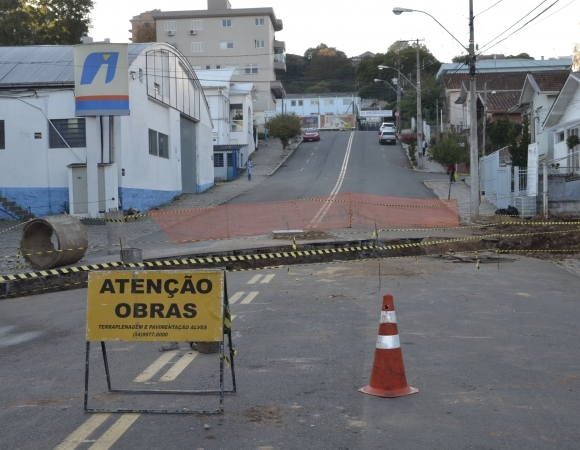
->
<box><xmin>149</xmin><ymin>193</ymin><xmax>460</xmax><ymax>242</ymax></box>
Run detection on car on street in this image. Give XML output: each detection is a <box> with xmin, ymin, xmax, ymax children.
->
<box><xmin>303</xmin><ymin>128</ymin><xmax>320</xmax><ymax>142</ymax></box>
<box><xmin>379</xmin><ymin>122</ymin><xmax>396</xmax><ymax>134</ymax></box>
<box><xmin>379</xmin><ymin>130</ymin><xmax>397</xmax><ymax>145</ymax></box>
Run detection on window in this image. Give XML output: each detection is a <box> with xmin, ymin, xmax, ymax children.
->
<box><xmin>556</xmin><ymin>131</ymin><xmax>565</xmax><ymax>143</ymax></box>
<box><xmin>49</xmin><ymin>119</ymin><xmax>86</xmax><ymax>148</ymax></box>
<box><xmin>255</xmin><ymin>17</ymin><xmax>264</xmax><ymax>26</ymax></box>
<box><xmin>255</xmin><ymin>39</ymin><xmax>265</xmax><ymax>48</ymax></box>
<box><xmin>342</xmin><ymin>98</ymin><xmax>351</xmax><ymax>105</ymax></box>
<box><xmin>220</xmin><ymin>41</ymin><xmax>234</xmax><ymax>50</ymax></box>
<box><xmin>231</xmin><ymin>107</ymin><xmax>243</xmax><ymax>132</ymax></box>
<box><xmin>165</xmin><ymin>21</ymin><xmax>176</xmax><ymax>32</ymax></box>
<box><xmin>149</xmin><ymin>129</ymin><xmax>169</xmax><ymax>159</ymax></box>
<box><xmin>191</xmin><ymin>19</ymin><xmax>203</xmax><ymax>31</ymax></box>
<box><xmin>244</xmin><ymin>64</ymin><xmax>258</xmax><ymax>74</ymax></box>
<box><xmin>310</xmin><ymin>100</ymin><xmax>319</xmax><ymax>106</ymax></box>
<box><xmin>214</xmin><ymin>153</ymin><xmax>224</xmax><ymax>167</ymax></box>
<box><xmin>221</xmin><ymin>19</ymin><xmax>233</xmax><ymax>27</ymax></box>
<box><xmin>154</xmin><ymin>83</ymin><xmax>160</xmax><ymax>95</ymax></box>
<box><xmin>568</xmin><ymin>128</ymin><xmax>579</xmax><ymax>172</ymax></box>
<box><xmin>324</xmin><ymin>99</ymin><xmax>334</xmax><ymax>106</ymax></box>
<box><xmin>216</xmin><ymin>65</ymin><xmax>221</xmax><ymax>69</ymax></box>
<box><xmin>0</xmin><ymin>120</ymin><xmax>4</xmax><ymax>149</ymax></box>
<box><xmin>206</xmin><ymin>65</ymin><xmax>211</xmax><ymax>70</ymax></box>
<box><xmin>291</xmin><ymin>100</ymin><xmax>296</xmax><ymax>107</ymax></box>
<box><xmin>298</xmin><ymin>100</ymin><xmax>303</xmax><ymax>106</ymax></box>
<box><xmin>191</xmin><ymin>42</ymin><xmax>204</xmax><ymax>53</ymax></box>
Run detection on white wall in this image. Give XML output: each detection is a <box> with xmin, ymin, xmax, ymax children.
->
<box><xmin>552</xmin><ymin>86</ymin><xmax>580</xmax><ymax>168</ymax></box>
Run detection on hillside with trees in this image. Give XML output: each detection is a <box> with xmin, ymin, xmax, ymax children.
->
<box><xmin>355</xmin><ymin>41</ymin><xmax>441</xmax><ymax>129</ymax></box>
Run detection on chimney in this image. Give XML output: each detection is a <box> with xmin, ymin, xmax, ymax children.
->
<box><xmin>82</xmin><ymin>35</ymin><xmax>93</xmax><ymax>44</ymax></box>
<box><xmin>208</xmin><ymin>0</ymin><xmax>231</xmax><ymax>9</ymax></box>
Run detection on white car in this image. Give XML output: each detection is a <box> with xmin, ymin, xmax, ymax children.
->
<box><xmin>379</xmin><ymin>122</ymin><xmax>396</xmax><ymax>134</ymax></box>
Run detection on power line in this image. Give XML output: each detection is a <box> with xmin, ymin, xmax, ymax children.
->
<box><xmin>474</xmin><ymin>0</ymin><xmax>504</xmax><ymax>18</ymax></box>
<box><xmin>478</xmin><ymin>0</ymin><xmax>560</xmax><ymax>55</ymax></box>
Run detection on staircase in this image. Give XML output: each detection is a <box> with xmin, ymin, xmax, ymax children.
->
<box><xmin>0</xmin><ymin>197</ymin><xmax>34</xmax><ymax>220</ymax></box>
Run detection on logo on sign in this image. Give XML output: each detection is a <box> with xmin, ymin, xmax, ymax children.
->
<box><xmin>80</xmin><ymin>52</ymin><xmax>120</xmax><ymax>85</ymax></box>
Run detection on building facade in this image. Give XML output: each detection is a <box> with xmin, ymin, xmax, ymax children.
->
<box><xmin>0</xmin><ymin>43</ymin><xmax>214</xmax><ymax>220</ymax></box>
<box><xmin>131</xmin><ymin>0</ymin><xmax>286</xmax><ymax>132</ymax></box>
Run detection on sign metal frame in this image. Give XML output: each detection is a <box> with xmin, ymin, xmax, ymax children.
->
<box><xmin>83</xmin><ymin>268</ymin><xmax>236</xmax><ymax>414</ymax></box>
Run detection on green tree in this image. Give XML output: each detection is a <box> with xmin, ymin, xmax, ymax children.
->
<box><xmin>0</xmin><ymin>0</ymin><xmax>94</xmax><ymax>46</ymax></box>
<box><xmin>427</xmin><ymin>132</ymin><xmax>469</xmax><ymax>167</ymax></box>
<box><xmin>133</xmin><ymin>23</ymin><xmax>156</xmax><ymax>43</ymax></box>
<box><xmin>305</xmin><ymin>81</ymin><xmax>331</xmax><ymax>93</ymax></box>
<box><xmin>506</xmin><ymin>53</ymin><xmax>534</xmax><ymax>59</ymax></box>
<box><xmin>511</xmin><ymin>114</ymin><xmax>530</xmax><ymax>168</ymax></box>
<box><xmin>451</xmin><ymin>54</ymin><xmax>468</xmax><ymax>63</ymax></box>
<box><xmin>265</xmin><ymin>113</ymin><xmax>302</xmax><ymax>150</ymax></box>
<box><xmin>486</xmin><ymin>115</ymin><xmax>522</xmax><ymax>152</ymax></box>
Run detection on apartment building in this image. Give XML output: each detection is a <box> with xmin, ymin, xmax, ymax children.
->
<box><xmin>131</xmin><ymin>0</ymin><xmax>286</xmax><ymax>131</ymax></box>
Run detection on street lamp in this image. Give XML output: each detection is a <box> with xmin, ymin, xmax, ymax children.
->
<box><xmin>393</xmin><ymin>3</ymin><xmax>479</xmax><ymax>216</ymax></box>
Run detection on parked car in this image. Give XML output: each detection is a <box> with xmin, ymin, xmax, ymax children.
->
<box><xmin>303</xmin><ymin>128</ymin><xmax>320</xmax><ymax>142</ymax></box>
<box><xmin>379</xmin><ymin>130</ymin><xmax>397</xmax><ymax>145</ymax></box>
<box><xmin>379</xmin><ymin>122</ymin><xmax>396</xmax><ymax>134</ymax></box>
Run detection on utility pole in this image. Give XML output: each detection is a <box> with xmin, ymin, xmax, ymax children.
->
<box><xmin>396</xmin><ymin>58</ymin><xmax>402</xmax><ymax>137</ymax></box>
<box><xmin>416</xmin><ymin>38</ymin><xmax>423</xmax><ymax>169</ymax></box>
<box><xmin>482</xmin><ymin>82</ymin><xmax>487</xmax><ymax>156</ymax></box>
<box><xmin>469</xmin><ymin>0</ymin><xmax>479</xmax><ymax>215</ymax></box>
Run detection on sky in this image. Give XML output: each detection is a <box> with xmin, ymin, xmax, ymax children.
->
<box><xmin>90</xmin><ymin>0</ymin><xmax>580</xmax><ymax>63</ymax></box>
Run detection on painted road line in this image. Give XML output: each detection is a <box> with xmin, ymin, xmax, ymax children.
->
<box><xmin>247</xmin><ymin>275</ymin><xmax>262</xmax><ymax>284</ymax></box>
<box><xmin>88</xmin><ymin>414</ymin><xmax>140</xmax><ymax>450</ymax></box>
<box><xmin>54</xmin><ymin>414</ymin><xmax>111</xmax><ymax>450</ymax></box>
<box><xmin>231</xmin><ymin>315</ymin><xmax>237</xmax><ymax>320</ymax></box>
<box><xmin>307</xmin><ymin>159</ymin><xmax>310</xmax><ymax>163</ymax></box>
<box><xmin>229</xmin><ymin>291</ymin><xmax>245</xmax><ymax>305</ymax></box>
<box><xmin>240</xmin><ymin>292</ymin><xmax>259</xmax><ymax>305</ymax></box>
<box><xmin>260</xmin><ymin>274</ymin><xmax>275</xmax><ymax>284</ymax></box>
<box><xmin>310</xmin><ymin>131</ymin><xmax>354</xmax><ymax>226</ymax></box>
<box><xmin>133</xmin><ymin>350</ymin><xmax>179</xmax><ymax>383</ymax></box>
<box><xmin>159</xmin><ymin>351</ymin><xmax>199</xmax><ymax>382</ymax></box>
<box><xmin>300</xmin><ymin>167</ymin><xmax>304</xmax><ymax>171</ymax></box>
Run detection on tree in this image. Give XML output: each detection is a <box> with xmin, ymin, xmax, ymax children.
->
<box><xmin>451</xmin><ymin>54</ymin><xmax>468</xmax><ymax>63</ymax></box>
<box><xmin>428</xmin><ymin>132</ymin><xmax>469</xmax><ymax>167</ymax></box>
<box><xmin>428</xmin><ymin>132</ymin><xmax>469</xmax><ymax>198</ymax></box>
<box><xmin>132</xmin><ymin>24</ymin><xmax>156</xmax><ymax>43</ymax></box>
<box><xmin>306</xmin><ymin>81</ymin><xmax>331</xmax><ymax>93</ymax></box>
<box><xmin>511</xmin><ymin>114</ymin><xmax>530</xmax><ymax>168</ymax></box>
<box><xmin>506</xmin><ymin>53</ymin><xmax>534</xmax><ymax>60</ymax></box>
<box><xmin>265</xmin><ymin>113</ymin><xmax>302</xmax><ymax>150</ymax></box>
<box><xmin>0</xmin><ymin>0</ymin><xmax>94</xmax><ymax>46</ymax></box>
<box><xmin>486</xmin><ymin>115</ymin><xmax>522</xmax><ymax>152</ymax></box>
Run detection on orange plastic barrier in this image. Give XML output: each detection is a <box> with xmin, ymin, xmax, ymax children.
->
<box><xmin>149</xmin><ymin>193</ymin><xmax>459</xmax><ymax>242</ymax></box>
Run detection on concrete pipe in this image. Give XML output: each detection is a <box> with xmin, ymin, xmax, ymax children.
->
<box><xmin>21</xmin><ymin>215</ymin><xmax>88</xmax><ymax>270</ymax></box>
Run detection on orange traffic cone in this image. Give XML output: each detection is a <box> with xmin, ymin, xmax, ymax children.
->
<box><xmin>359</xmin><ymin>294</ymin><xmax>418</xmax><ymax>398</ymax></box>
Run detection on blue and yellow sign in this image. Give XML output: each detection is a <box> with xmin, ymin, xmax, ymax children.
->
<box><xmin>74</xmin><ymin>43</ymin><xmax>130</xmax><ymax>116</ymax></box>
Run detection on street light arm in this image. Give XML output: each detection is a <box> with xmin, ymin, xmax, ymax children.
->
<box><xmin>378</xmin><ymin>66</ymin><xmax>417</xmax><ymax>90</ymax></box>
<box><xmin>374</xmin><ymin>78</ymin><xmax>398</xmax><ymax>94</ymax></box>
<box><xmin>392</xmin><ymin>7</ymin><xmax>468</xmax><ymax>52</ymax></box>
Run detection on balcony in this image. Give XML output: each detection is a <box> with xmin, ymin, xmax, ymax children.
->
<box><xmin>274</xmin><ymin>51</ymin><xmax>286</xmax><ymax>72</ymax></box>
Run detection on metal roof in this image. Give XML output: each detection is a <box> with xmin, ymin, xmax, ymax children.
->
<box><xmin>0</xmin><ymin>44</ymin><xmax>150</xmax><ymax>87</ymax></box>
<box><xmin>195</xmin><ymin>69</ymin><xmax>235</xmax><ymax>88</ymax></box>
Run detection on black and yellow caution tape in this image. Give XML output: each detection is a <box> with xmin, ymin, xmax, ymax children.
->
<box><xmin>3</xmin><ymin>227</ymin><xmax>579</xmax><ymax>284</ymax></box>
<box><xmin>0</xmin><ymin>222</ymin><xmax>26</xmax><ymax>235</ymax></box>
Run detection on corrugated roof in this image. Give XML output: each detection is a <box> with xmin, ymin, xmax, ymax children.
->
<box><xmin>0</xmin><ymin>44</ymin><xmax>150</xmax><ymax>87</ymax></box>
<box><xmin>195</xmin><ymin>69</ymin><xmax>235</xmax><ymax>88</ymax></box>
<box><xmin>487</xmin><ymin>91</ymin><xmax>522</xmax><ymax>113</ymax></box>
<box><xmin>437</xmin><ymin>58</ymin><xmax>572</xmax><ymax>77</ymax></box>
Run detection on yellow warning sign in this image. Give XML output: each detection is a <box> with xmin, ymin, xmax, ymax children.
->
<box><xmin>86</xmin><ymin>270</ymin><xmax>224</xmax><ymax>342</ymax></box>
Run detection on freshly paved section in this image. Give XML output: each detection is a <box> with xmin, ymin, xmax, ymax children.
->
<box><xmin>1</xmin><ymin>256</ymin><xmax>579</xmax><ymax>449</ymax></box>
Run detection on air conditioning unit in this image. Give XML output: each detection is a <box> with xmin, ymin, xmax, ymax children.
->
<box><xmin>189</xmin><ymin>30</ymin><xmax>197</xmax><ymax>35</ymax></box>
<box><xmin>166</xmin><ymin>30</ymin><xmax>175</xmax><ymax>36</ymax></box>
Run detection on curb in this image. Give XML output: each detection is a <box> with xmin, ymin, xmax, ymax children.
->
<box><xmin>269</xmin><ymin>141</ymin><xmax>301</xmax><ymax>176</ymax></box>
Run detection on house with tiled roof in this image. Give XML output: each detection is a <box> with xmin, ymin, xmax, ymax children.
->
<box><xmin>442</xmin><ymin>71</ymin><xmax>528</xmax><ymax>132</ymax></box>
<box><xmin>543</xmin><ymin>72</ymin><xmax>580</xmax><ymax>176</ymax></box>
<box><xmin>512</xmin><ymin>71</ymin><xmax>570</xmax><ymax>158</ymax></box>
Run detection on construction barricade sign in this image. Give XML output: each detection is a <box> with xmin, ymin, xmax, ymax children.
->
<box><xmin>86</xmin><ymin>270</ymin><xmax>224</xmax><ymax>343</ymax></box>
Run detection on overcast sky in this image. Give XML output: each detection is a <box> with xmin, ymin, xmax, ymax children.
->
<box><xmin>90</xmin><ymin>0</ymin><xmax>579</xmax><ymax>62</ymax></box>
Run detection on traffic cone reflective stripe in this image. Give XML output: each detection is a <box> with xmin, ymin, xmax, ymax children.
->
<box><xmin>359</xmin><ymin>294</ymin><xmax>418</xmax><ymax>398</ymax></box>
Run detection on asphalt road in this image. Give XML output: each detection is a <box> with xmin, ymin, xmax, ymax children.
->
<box><xmin>1</xmin><ymin>256</ymin><xmax>579</xmax><ymax>449</ymax></box>
<box><xmin>230</xmin><ymin>131</ymin><xmax>446</xmax><ymax>204</ymax></box>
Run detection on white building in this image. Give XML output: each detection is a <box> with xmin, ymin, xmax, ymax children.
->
<box><xmin>0</xmin><ymin>43</ymin><xmax>214</xmax><ymax>220</ymax></box>
<box><xmin>195</xmin><ymin>68</ymin><xmax>256</xmax><ymax>180</ymax></box>
<box><xmin>131</xmin><ymin>0</ymin><xmax>286</xmax><ymax>132</ymax></box>
<box><xmin>276</xmin><ymin>93</ymin><xmax>360</xmax><ymax>130</ymax></box>
<box><xmin>543</xmin><ymin>72</ymin><xmax>580</xmax><ymax>175</ymax></box>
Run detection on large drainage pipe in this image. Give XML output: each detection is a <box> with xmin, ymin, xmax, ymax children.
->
<box><xmin>20</xmin><ymin>215</ymin><xmax>88</xmax><ymax>270</ymax></box>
